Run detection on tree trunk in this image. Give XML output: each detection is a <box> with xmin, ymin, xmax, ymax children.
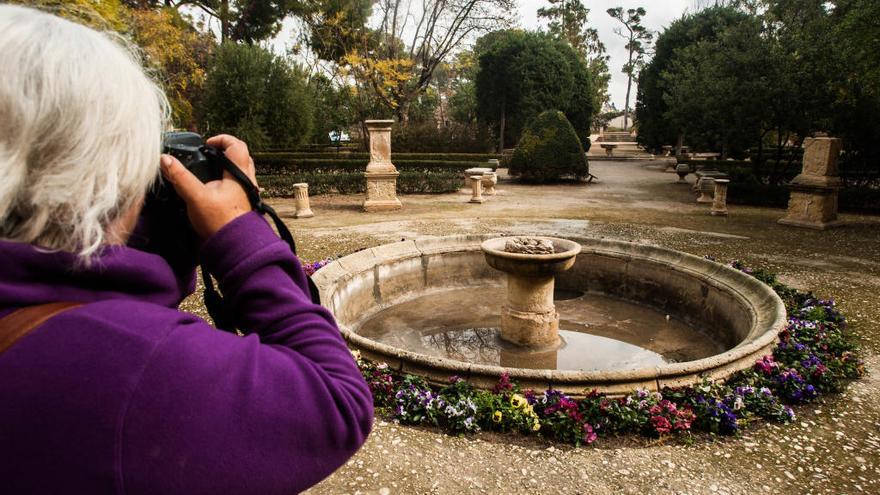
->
<box><xmin>220</xmin><ymin>0</ymin><xmax>230</xmax><ymax>41</ymax></box>
<box><xmin>623</xmin><ymin>42</ymin><xmax>635</xmax><ymax>131</ymax></box>
<box><xmin>498</xmin><ymin>106</ymin><xmax>506</xmax><ymax>152</ymax></box>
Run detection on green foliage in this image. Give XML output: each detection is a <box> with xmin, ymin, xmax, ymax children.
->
<box><xmin>252</xmin><ymin>155</ymin><xmax>490</xmax><ymax>196</ymax></box>
<box><xmin>392</xmin><ymin>122</ymin><xmax>494</xmax><ymax>153</ymax></box>
<box><xmin>253</xmin><ymin>151</ymin><xmax>501</xmax><ymax>162</ymax></box>
<box><xmin>200</xmin><ymin>43</ymin><xmax>313</xmax><ymax>151</ymax></box>
<box><xmin>508</xmin><ymin>110</ymin><xmax>589</xmax><ymax>182</ymax></box>
<box><xmin>474</xmin><ymin>30</ymin><xmax>595</xmax><ymax>148</ymax></box>
<box><xmin>306</xmin><ymin>74</ymin><xmax>355</xmax><ymax>144</ymax></box>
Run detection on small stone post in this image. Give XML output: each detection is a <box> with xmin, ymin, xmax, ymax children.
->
<box><xmin>362</xmin><ymin>120</ymin><xmax>402</xmax><ymax>212</ymax></box>
<box><xmin>711</xmin><ymin>179</ymin><xmax>729</xmax><ymax>216</ymax></box>
<box><xmin>468</xmin><ymin>176</ymin><xmax>485</xmax><ymax>203</ymax></box>
<box><xmin>779</xmin><ymin>137</ymin><xmax>845</xmax><ymax>229</ymax></box>
<box><xmin>293</xmin><ymin>183</ymin><xmax>314</xmax><ymax>218</ymax></box>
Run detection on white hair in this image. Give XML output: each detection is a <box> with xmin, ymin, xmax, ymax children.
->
<box><xmin>0</xmin><ymin>5</ymin><xmax>170</xmax><ymax>260</ymax></box>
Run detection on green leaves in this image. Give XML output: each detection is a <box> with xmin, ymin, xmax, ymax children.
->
<box><xmin>201</xmin><ymin>43</ymin><xmax>313</xmax><ymax>150</ymax></box>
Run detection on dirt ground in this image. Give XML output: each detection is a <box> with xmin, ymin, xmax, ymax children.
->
<box><xmin>267</xmin><ymin>160</ymin><xmax>880</xmax><ymax>495</ymax></box>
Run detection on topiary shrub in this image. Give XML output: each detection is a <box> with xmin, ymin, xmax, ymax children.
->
<box><xmin>508</xmin><ymin>110</ymin><xmax>589</xmax><ymax>182</ymax></box>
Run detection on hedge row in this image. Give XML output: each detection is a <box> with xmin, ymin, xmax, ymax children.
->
<box><xmin>253</xmin><ymin>151</ymin><xmax>501</xmax><ymax>163</ymax></box>
<box><xmin>254</xmin><ymin>157</ymin><xmax>493</xmax><ymax>176</ymax></box>
<box><xmin>259</xmin><ymin>169</ymin><xmax>465</xmax><ymax>196</ymax></box>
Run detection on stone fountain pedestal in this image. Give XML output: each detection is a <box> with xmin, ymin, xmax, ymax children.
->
<box><xmin>481</xmin><ymin>237</ymin><xmax>581</xmax><ymax>349</ymax></box>
<box><xmin>363</xmin><ymin>120</ymin><xmax>402</xmax><ymax>212</ymax></box>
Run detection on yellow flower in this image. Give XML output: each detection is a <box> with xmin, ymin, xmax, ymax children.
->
<box><xmin>511</xmin><ymin>394</ymin><xmax>528</xmax><ymax>409</ymax></box>
<box><xmin>532</xmin><ymin>421</ymin><xmax>541</xmax><ymax>432</ymax></box>
<box><xmin>350</xmin><ymin>350</ymin><xmax>362</xmax><ymax>361</ymax></box>
<box><xmin>492</xmin><ymin>410</ymin><xmax>503</xmax><ymax>423</ymax></box>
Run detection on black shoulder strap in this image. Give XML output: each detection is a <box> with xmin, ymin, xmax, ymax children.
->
<box><xmin>200</xmin><ymin>147</ymin><xmax>322</xmax><ymax>333</ymax></box>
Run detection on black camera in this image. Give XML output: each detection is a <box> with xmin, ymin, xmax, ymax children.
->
<box><xmin>128</xmin><ymin>132</ymin><xmax>222</xmax><ymax>277</ymax></box>
<box><xmin>162</xmin><ymin>132</ymin><xmax>225</xmax><ymax>185</ymax></box>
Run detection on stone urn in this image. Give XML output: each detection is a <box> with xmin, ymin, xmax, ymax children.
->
<box><xmin>481</xmin><ymin>237</ymin><xmax>581</xmax><ymax>349</ymax></box>
<box><xmin>675</xmin><ymin>163</ymin><xmax>690</xmax><ymax>183</ymax></box>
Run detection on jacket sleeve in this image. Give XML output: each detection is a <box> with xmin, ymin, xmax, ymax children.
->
<box><xmin>120</xmin><ymin>212</ymin><xmax>373</xmax><ymax>495</ymax></box>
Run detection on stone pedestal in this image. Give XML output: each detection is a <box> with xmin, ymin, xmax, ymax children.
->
<box><xmin>779</xmin><ymin>137</ymin><xmax>844</xmax><ymax>229</ymax></box>
<box><xmin>293</xmin><ymin>183</ymin><xmax>314</xmax><ymax>218</ymax></box>
<box><xmin>711</xmin><ymin>179</ymin><xmax>729</xmax><ymax>216</ymax></box>
<box><xmin>481</xmin><ymin>172</ymin><xmax>498</xmax><ymax>196</ymax></box>
<box><xmin>468</xmin><ymin>176</ymin><xmax>485</xmax><ymax>203</ymax></box>
<box><xmin>362</xmin><ymin>120</ymin><xmax>402</xmax><ymax>212</ymax></box>
<box><xmin>501</xmin><ymin>274</ymin><xmax>559</xmax><ymax>348</ymax></box>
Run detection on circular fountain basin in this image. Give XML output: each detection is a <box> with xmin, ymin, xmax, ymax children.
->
<box><xmin>313</xmin><ymin>234</ymin><xmax>787</xmax><ymax>396</ymax></box>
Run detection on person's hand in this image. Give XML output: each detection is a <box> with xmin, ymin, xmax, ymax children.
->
<box><xmin>160</xmin><ymin>134</ymin><xmax>258</xmax><ymax>239</ymax></box>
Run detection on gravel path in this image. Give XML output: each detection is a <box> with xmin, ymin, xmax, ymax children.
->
<box><xmin>268</xmin><ymin>160</ymin><xmax>880</xmax><ymax>494</ymax></box>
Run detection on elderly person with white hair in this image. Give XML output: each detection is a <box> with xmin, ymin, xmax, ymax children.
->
<box><xmin>0</xmin><ymin>5</ymin><xmax>373</xmax><ymax>494</ymax></box>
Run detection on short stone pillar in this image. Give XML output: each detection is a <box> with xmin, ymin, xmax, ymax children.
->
<box><xmin>487</xmin><ymin>158</ymin><xmax>500</xmax><ymax>169</ymax></box>
<box><xmin>711</xmin><ymin>179</ymin><xmax>729</xmax><ymax>216</ymax></box>
<box><xmin>363</xmin><ymin>120</ymin><xmax>402</xmax><ymax>212</ymax></box>
<box><xmin>779</xmin><ymin>137</ymin><xmax>845</xmax><ymax>229</ymax></box>
<box><xmin>468</xmin><ymin>176</ymin><xmax>485</xmax><ymax>203</ymax></box>
<box><xmin>293</xmin><ymin>183</ymin><xmax>314</xmax><ymax>218</ymax></box>
<box><xmin>481</xmin><ymin>172</ymin><xmax>498</xmax><ymax>196</ymax></box>
<box><xmin>697</xmin><ymin>177</ymin><xmax>715</xmax><ymax>203</ymax></box>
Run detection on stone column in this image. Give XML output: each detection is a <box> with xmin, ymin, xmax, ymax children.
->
<box><xmin>502</xmin><ymin>274</ymin><xmax>559</xmax><ymax>348</ymax></box>
<box><xmin>468</xmin><ymin>176</ymin><xmax>485</xmax><ymax>203</ymax></box>
<box><xmin>293</xmin><ymin>183</ymin><xmax>314</xmax><ymax>218</ymax></box>
<box><xmin>362</xmin><ymin>120</ymin><xmax>402</xmax><ymax>212</ymax></box>
<box><xmin>711</xmin><ymin>179</ymin><xmax>729</xmax><ymax>216</ymax></box>
<box><xmin>779</xmin><ymin>137</ymin><xmax>844</xmax><ymax>229</ymax></box>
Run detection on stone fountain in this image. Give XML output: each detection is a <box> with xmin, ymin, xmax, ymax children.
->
<box><xmin>314</xmin><ymin>234</ymin><xmax>787</xmax><ymax>395</ymax></box>
<box><xmin>481</xmin><ymin>237</ymin><xmax>581</xmax><ymax>349</ymax></box>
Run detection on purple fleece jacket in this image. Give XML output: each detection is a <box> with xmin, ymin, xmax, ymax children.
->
<box><xmin>0</xmin><ymin>212</ymin><xmax>373</xmax><ymax>494</ymax></box>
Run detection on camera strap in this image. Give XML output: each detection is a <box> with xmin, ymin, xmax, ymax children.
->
<box><xmin>200</xmin><ymin>147</ymin><xmax>322</xmax><ymax>333</ymax></box>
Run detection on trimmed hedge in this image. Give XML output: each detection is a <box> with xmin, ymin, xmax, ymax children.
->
<box><xmin>254</xmin><ymin>151</ymin><xmax>501</xmax><ymax>163</ymax></box>
<box><xmin>254</xmin><ymin>158</ymin><xmax>492</xmax><ymax>175</ymax></box>
<box><xmin>259</xmin><ymin>170</ymin><xmax>464</xmax><ymax>197</ymax></box>
<box><xmin>509</xmin><ymin>110</ymin><xmax>589</xmax><ymax>182</ymax></box>
<box><xmin>253</xmin><ymin>154</ymin><xmax>485</xmax><ymax>196</ymax></box>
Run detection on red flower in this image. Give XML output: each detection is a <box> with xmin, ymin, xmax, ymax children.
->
<box><xmin>651</xmin><ymin>415</ymin><xmax>673</xmax><ymax>435</ymax></box>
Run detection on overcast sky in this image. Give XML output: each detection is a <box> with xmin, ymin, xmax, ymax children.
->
<box><xmin>267</xmin><ymin>1</ymin><xmax>696</xmax><ymax>111</ymax></box>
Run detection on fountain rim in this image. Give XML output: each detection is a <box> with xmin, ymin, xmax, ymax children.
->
<box><xmin>314</xmin><ymin>233</ymin><xmax>787</xmax><ymax>393</ymax></box>
<box><xmin>480</xmin><ymin>236</ymin><xmax>582</xmax><ymax>262</ymax></box>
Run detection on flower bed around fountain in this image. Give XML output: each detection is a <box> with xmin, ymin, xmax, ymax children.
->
<box><xmin>313</xmin><ymin>234</ymin><xmax>789</xmax><ymax>395</ymax></box>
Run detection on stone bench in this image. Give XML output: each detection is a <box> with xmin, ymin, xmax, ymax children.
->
<box><xmin>464</xmin><ymin>168</ymin><xmax>497</xmax><ymax>196</ymax></box>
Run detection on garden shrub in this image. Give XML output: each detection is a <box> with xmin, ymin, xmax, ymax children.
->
<box><xmin>508</xmin><ymin>110</ymin><xmax>589</xmax><ymax>183</ymax></box>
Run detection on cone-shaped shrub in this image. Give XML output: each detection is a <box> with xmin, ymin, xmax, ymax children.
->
<box><xmin>509</xmin><ymin>110</ymin><xmax>589</xmax><ymax>182</ymax></box>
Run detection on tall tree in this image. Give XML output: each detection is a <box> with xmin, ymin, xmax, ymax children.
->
<box><xmin>635</xmin><ymin>5</ymin><xmax>748</xmax><ymax>151</ymax></box>
<box><xmin>201</xmin><ymin>43</ymin><xmax>313</xmax><ymax>150</ymax></box>
<box><xmin>538</xmin><ymin>0</ymin><xmax>610</xmax><ymax>113</ymax></box>
<box><xmin>474</xmin><ymin>30</ymin><xmax>594</xmax><ymax>150</ymax></box>
<box><xmin>304</xmin><ymin>0</ymin><xmax>514</xmax><ymax>125</ymax></box>
<box><xmin>607</xmin><ymin>6</ymin><xmax>651</xmax><ymax>130</ymax></box>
